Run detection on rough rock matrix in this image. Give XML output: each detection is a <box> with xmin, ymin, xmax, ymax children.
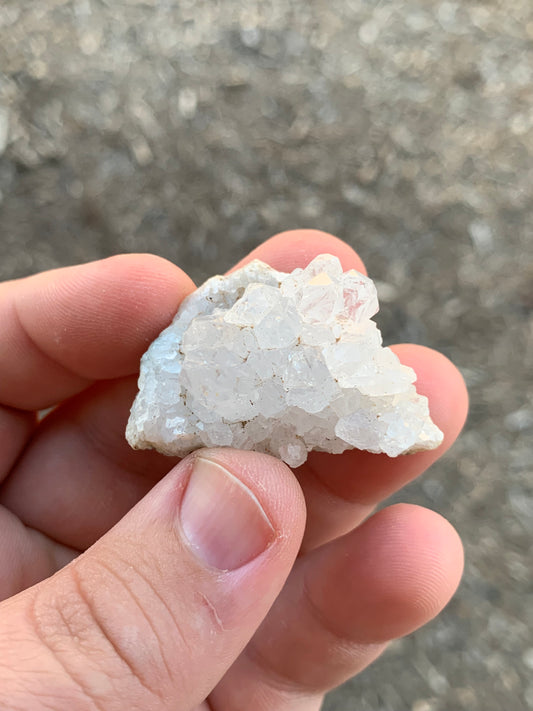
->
<box><xmin>126</xmin><ymin>255</ymin><xmax>443</xmax><ymax>467</ymax></box>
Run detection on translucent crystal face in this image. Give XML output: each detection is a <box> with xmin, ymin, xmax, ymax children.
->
<box><xmin>126</xmin><ymin>254</ymin><xmax>443</xmax><ymax>468</ymax></box>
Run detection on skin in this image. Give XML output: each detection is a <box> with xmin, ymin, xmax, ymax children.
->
<box><xmin>0</xmin><ymin>230</ymin><xmax>468</xmax><ymax>710</ymax></box>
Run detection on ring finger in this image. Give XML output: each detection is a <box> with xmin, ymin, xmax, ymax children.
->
<box><xmin>208</xmin><ymin>503</ymin><xmax>464</xmax><ymax>710</ymax></box>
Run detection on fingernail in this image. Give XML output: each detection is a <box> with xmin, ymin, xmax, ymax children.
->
<box><xmin>180</xmin><ymin>456</ymin><xmax>275</xmax><ymax>570</ymax></box>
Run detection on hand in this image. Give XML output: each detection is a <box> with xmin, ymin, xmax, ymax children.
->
<box><xmin>0</xmin><ymin>230</ymin><xmax>468</xmax><ymax>711</ymax></box>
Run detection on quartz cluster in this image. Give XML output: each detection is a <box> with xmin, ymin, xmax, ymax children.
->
<box><xmin>126</xmin><ymin>255</ymin><xmax>443</xmax><ymax>467</ymax></box>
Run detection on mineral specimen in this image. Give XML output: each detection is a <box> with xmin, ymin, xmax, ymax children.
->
<box><xmin>126</xmin><ymin>255</ymin><xmax>443</xmax><ymax>467</ymax></box>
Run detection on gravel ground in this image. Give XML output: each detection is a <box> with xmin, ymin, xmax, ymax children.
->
<box><xmin>1</xmin><ymin>2</ymin><xmax>532</xmax><ymax>709</ymax></box>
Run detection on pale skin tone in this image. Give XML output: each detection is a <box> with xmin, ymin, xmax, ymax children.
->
<box><xmin>0</xmin><ymin>230</ymin><xmax>468</xmax><ymax>710</ymax></box>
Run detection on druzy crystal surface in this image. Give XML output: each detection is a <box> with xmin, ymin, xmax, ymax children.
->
<box><xmin>126</xmin><ymin>255</ymin><xmax>443</xmax><ymax>467</ymax></box>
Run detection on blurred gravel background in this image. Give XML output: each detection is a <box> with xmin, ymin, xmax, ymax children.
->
<box><xmin>1</xmin><ymin>1</ymin><xmax>532</xmax><ymax>709</ymax></box>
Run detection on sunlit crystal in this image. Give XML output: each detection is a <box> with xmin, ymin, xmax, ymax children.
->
<box><xmin>126</xmin><ymin>254</ymin><xmax>443</xmax><ymax>468</ymax></box>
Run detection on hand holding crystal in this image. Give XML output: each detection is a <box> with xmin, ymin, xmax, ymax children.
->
<box><xmin>0</xmin><ymin>231</ymin><xmax>468</xmax><ymax>710</ymax></box>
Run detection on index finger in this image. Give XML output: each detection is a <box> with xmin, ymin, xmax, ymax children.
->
<box><xmin>0</xmin><ymin>255</ymin><xmax>195</xmax><ymax>410</ymax></box>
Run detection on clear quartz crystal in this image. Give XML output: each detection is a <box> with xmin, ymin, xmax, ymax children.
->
<box><xmin>126</xmin><ymin>254</ymin><xmax>444</xmax><ymax>464</ymax></box>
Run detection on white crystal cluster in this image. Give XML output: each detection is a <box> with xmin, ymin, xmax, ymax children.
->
<box><xmin>126</xmin><ymin>255</ymin><xmax>443</xmax><ymax>467</ymax></box>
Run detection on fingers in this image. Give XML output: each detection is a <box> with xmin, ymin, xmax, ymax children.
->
<box><xmin>0</xmin><ymin>254</ymin><xmax>195</xmax><ymax>410</ymax></box>
<box><xmin>2</xmin><ymin>234</ymin><xmax>467</xmax><ymax>560</ymax></box>
<box><xmin>300</xmin><ymin>505</ymin><xmax>464</xmax><ymax>646</ymax></box>
<box><xmin>0</xmin><ymin>450</ymin><xmax>306</xmax><ymax>711</ymax></box>
<box><xmin>2</xmin><ymin>377</ymin><xmax>178</xmax><ymax>551</ymax></box>
<box><xmin>1</xmin><ymin>230</ymin><xmax>370</xmax><ymax>552</ymax></box>
<box><xmin>209</xmin><ymin>504</ymin><xmax>463</xmax><ymax>710</ymax></box>
<box><xmin>0</xmin><ymin>505</ymin><xmax>77</xmax><ymax>600</ymax></box>
<box><xmin>0</xmin><ymin>406</ymin><xmax>35</xmax><ymax>481</ymax></box>
<box><xmin>297</xmin><ymin>345</ymin><xmax>469</xmax><ymax>551</ymax></box>
<box><xmin>231</xmin><ymin>229</ymin><xmax>367</xmax><ymax>274</ymax></box>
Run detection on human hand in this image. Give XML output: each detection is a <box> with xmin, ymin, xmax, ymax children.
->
<box><xmin>0</xmin><ymin>230</ymin><xmax>468</xmax><ymax>711</ymax></box>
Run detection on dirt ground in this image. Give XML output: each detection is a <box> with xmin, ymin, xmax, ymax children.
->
<box><xmin>1</xmin><ymin>2</ymin><xmax>532</xmax><ymax>709</ymax></box>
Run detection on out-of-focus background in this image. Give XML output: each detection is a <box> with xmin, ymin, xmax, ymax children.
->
<box><xmin>0</xmin><ymin>1</ymin><xmax>532</xmax><ymax>709</ymax></box>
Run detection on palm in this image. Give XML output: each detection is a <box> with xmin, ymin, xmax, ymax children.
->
<box><xmin>0</xmin><ymin>231</ymin><xmax>467</xmax><ymax>710</ymax></box>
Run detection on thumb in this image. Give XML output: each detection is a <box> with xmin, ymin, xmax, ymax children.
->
<box><xmin>0</xmin><ymin>449</ymin><xmax>306</xmax><ymax>711</ymax></box>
